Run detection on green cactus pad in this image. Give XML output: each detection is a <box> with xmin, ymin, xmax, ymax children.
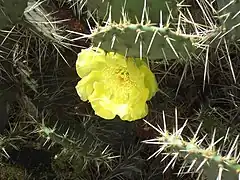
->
<box><xmin>85</xmin><ymin>0</ymin><xmax>179</xmax><ymax>24</ymax></box>
<box><xmin>0</xmin><ymin>0</ymin><xmax>29</xmax><ymax>29</ymax></box>
<box><xmin>91</xmin><ymin>23</ymin><xmax>197</xmax><ymax>60</ymax></box>
<box><xmin>217</xmin><ymin>0</ymin><xmax>240</xmax><ymax>41</ymax></box>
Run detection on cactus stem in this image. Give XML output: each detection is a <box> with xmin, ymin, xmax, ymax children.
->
<box><xmin>142</xmin><ymin>111</ymin><xmax>240</xmax><ymax>179</ymax></box>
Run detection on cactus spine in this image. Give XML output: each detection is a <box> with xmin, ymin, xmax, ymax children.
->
<box><xmin>85</xmin><ymin>0</ymin><xmax>179</xmax><ymax>24</ymax></box>
<box><xmin>90</xmin><ymin>22</ymin><xmax>197</xmax><ymax>60</ymax></box>
<box><xmin>143</xmin><ymin>113</ymin><xmax>240</xmax><ymax>180</ymax></box>
<box><xmin>81</xmin><ymin>0</ymin><xmax>240</xmax><ymax>62</ymax></box>
<box><xmin>216</xmin><ymin>0</ymin><xmax>240</xmax><ymax>41</ymax></box>
<box><xmin>80</xmin><ymin>0</ymin><xmax>207</xmax><ymax>61</ymax></box>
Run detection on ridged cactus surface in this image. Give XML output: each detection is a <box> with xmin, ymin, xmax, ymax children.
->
<box><xmin>84</xmin><ymin>0</ymin><xmax>179</xmax><ymax>23</ymax></box>
<box><xmin>90</xmin><ymin>23</ymin><xmax>197</xmax><ymax>60</ymax></box>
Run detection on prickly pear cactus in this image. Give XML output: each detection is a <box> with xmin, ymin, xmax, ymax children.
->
<box><xmin>216</xmin><ymin>0</ymin><xmax>240</xmax><ymax>41</ymax></box>
<box><xmin>90</xmin><ymin>22</ymin><xmax>197</xmax><ymax>60</ymax></box>
<box><xmin>85</xmin><ymin>0</ymin><xmax>179</xmax><ymax>23</ymax></box>
<box><xmin>143</xmin><ymin>119</ymin><xmax>240</xmax><ymax>180</ymax></box>
<box><xmin>24</xmin><ymin>0</ymin><xmax>65</xmax><ymax>45</ymax></box>
<box><xmin>0</xmin><ymin>0</ymin><xmax>29</xmax><ymax>29</ymax></box>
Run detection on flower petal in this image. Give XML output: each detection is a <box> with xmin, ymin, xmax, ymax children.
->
<box><xmin>76</xmin><ymin>48</ymin><xmax>106</xmax><ymax>78</ymax></box>
<box><xmin>91</xmin><ymin>100</ymin><xmax>116</xmax><ymax>119</ymax></box>
<box><xmin>75</xmin><ymin>71</ymin><xmax>102</xmax><ymax>101</ymax></box>
<box><xmin>124</xmin><ymin>88</ymin><xmax>149</xmax><ymax>120</ymax></box>
<box><xmin>89</xmin><ymin>82</ymin><xmax>130</xmax><ymax>119</ymax></box>
<box><xmin>127</xmin><ymin>58</ymin><xmax>145</xmax><ymax>86</ymax></box>
<box><xmin>121</xmin><ymin>104</ymin><xmax>148</xmax><ymax>121</ymax></box>
<box><xmin>106</xmin><ymin>52</ymin><xmax>127</xmax><ymax>68</ymax></box>
<box><xmin>140</xmin><ymin>65</ymin><xmax>159</xmax><ymax>100</ymax></box>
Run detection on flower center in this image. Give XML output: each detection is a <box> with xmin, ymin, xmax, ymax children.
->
<box><xmin>102</xmin><ymin>65</ymin><xmax>136</xmax><ymax>102</ymax></box>
<box><xmin>115</xmin><ymin>68</ymin><xmax>130</xmax><ymax>83</ymax></box>
<box><xmin>104</xmin><ymin>66</ymin><xmax>133</xmax><ymax>85</ymax></box>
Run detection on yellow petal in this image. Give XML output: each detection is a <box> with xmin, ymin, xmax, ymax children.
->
<box><xmin>139</xmin><ymin>65</ymin><xmax>159</xmax><ymax>100</ymax></box>
<box><xmin>106</xmin><ymin>52</ymin><xmax>127</xmax><ymax>68</ymax></box>
<box><xmin>91</xmin><ymin>100</ymin><xmax>116</xmax><ymax>119</ymax></box>
<box><xmin>88</xmin><ymin>82</ymin><xmax>111</xmax><ymax>101</ymax></box>
<box><xmin>127</xmin><ymin>58</ymin><xmax>145</xmax><ymax>87</ymax></box>
<box><xmin>89</xmin><ymin>82</ymin><xmax>130</xmax><ymax>119</ymax></box>
<box><xmin>122</xmin><ymin>104</ymin><xmax>148</xmax><ymax>121</ymax></box>
<box><xmin>76</xmin><ymin>48</ymin><xmax>106</xmax><ymax>78</ymax></box>
<box><xmin>75</xmin><ymin>71</ymin><xmax>102</xmax><ymax>101</ymax></box>
<box><xmin>125</xmin><ymin>88</ymin><xmax>149</xmax><ymax>120</ymax></box>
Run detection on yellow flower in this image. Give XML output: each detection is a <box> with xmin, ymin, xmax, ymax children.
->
<box><xmin>75</xmin><ymin>47</ymin><xmax>158</xmax><ymax>121</ymax></box>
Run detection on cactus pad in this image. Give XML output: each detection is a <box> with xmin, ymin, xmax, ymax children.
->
<box><xmin>91</xmin><ymin>23</ymin><xmax>197</xmax><ymax>60</ymax></box>
<box><xmin>0</xmin><ymin>0</ymin><xmax>29</xmax><ymax>29</ymax></box>
<box><xmin>85</xmin><ymin>0</ymin><xmax>179</xmax><ymax>24</ymax></box>
<box><xmin>217</xmin><ymin>0</ymin><xmax>240</xmax><ymax>41</ymax></box>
